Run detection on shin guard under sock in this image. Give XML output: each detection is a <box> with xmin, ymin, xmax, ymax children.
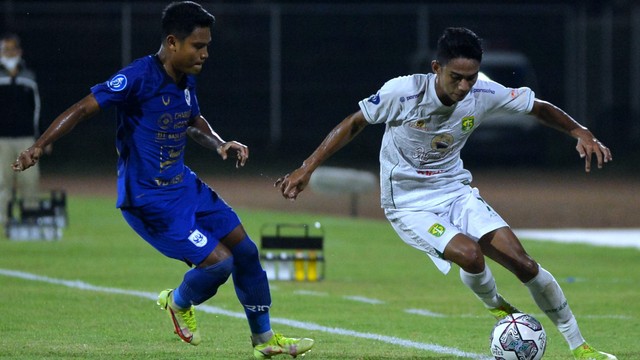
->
<box><xmin>231</xmin><ymin>236</ymin><xmax>272</xmax><ymax>334</ymax></box>
<box><xmin>173</xmin><ymin>256</ymin><xmax>234</xmax><ymax>308</ymax></box>
<box><xmin>525</xmin><ymin>265</ymin><xmax>585</xmax><ymax>349</ymax></box>
<box><xmin>459</xmin><ymin>265</ymin><xmax>501</xmax><ymax>308</ymax></box>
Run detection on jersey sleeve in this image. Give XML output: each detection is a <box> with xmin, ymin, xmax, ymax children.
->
<box><xmin>477</xmin><ymin>79</ymin><xmax>536</xmax><ymax>114</ymax></box>
<box><xmin>358</xmin><ymin>76</ymin><xmax>409</xmax><ymax>125</ymax></box>
<box><xmin>90</xmin><ymin>63</ymin><xmax>144</xmax><ymax>109</ymax></box>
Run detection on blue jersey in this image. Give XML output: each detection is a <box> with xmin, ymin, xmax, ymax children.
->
<box><xmin>91</xmin><ymin>55</ymin><xmax>201</xmax><ymax>208</ymax></box>
<box><xmin>92</xmin><ymin>55</ymin><xmax>240</xmax><ymax>265</ymax></box>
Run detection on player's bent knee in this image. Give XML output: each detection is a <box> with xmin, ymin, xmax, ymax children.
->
<box><xmin>445</xmin><ymin>236</ymin><xmax>485</xmax><ymax>273</ymax></box>
<box><xmin>199</xmin><ymin>243</ymin><xmax>233</xmax><ymax>268</ymax></box>
<box><xmin>231</xmin><ymin>236</ymin><xmax>260</xmax><ymax>262</ymax></box>
<box><xmin>514</xmin><ymin>257</ymin><xmax>539</xmax><ymax>282</ymax></box>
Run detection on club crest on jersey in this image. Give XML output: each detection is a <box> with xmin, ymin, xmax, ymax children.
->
<box><xmin>428</xmin><ymin>223</ymin><xmax>446</xmax><ymax>237</ymax></box>
<box><xmin>461</xmin><ymin>116</ymin><xmax>475</xmax><ymax>132</ymax></box>
<box><xmin>184</xmin><ymin>88</ymin><xmax>191</xmax><ymax>106</ymax></box>
<box><xmin>107</xmin><ymin>74</ymin><xmax>127</xmax><ymax>92</ymax></box>
<box><xmin>188</xmin><ymin>229</ymin><xmax>208</xmax><ymax>247</ymax></box>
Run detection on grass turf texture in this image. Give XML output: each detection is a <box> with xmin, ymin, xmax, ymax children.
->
<box><xmin>1</xmin><ymin>196</ymin><xmax>637</xmax><ymax>359</ymax></box>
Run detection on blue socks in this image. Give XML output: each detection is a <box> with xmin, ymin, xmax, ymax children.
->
<box><xmin>171</xmin><ymin>235</ymin><xmax>272</xmax><ymax>335</ymax></box>
<box><xmin>172</xmin><ymin>256</ymin><xmax>234</xmax><ymax>308</ymax></box>
<box><xmin>231</xmin><ymin>236</ymin><xmax>272</xmax><ymax>334</ymax></box>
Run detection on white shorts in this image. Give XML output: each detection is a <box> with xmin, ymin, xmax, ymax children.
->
<box><xmin>384</xmin><ymin>186</ymin><xmax>508</xmax><ymax>275</ymax></box>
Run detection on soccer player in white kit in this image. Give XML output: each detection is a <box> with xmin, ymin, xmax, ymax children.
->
<box><xmin>276</xmin><ymin>27</ymin><xmax>616</xmax><ymax>360</ymax></box>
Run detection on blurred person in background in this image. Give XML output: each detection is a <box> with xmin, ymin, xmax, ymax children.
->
<box><xmin>0</xmin><ymin>33</ymin><xmax>45</xmax><ymax>229</ymax></box>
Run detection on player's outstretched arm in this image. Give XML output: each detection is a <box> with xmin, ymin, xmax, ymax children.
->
<box><xmin>12</xmin><ymin>93</ymin><xmax>100</xmax><ymax>172</ymax></box>
<box><xmin>530</xmin><ymin>99</ymin><xmax>612</xmax><ymax>172</ymax></box>
<box><xmin>275</xmin><ymin>110</ymin><xmax>369</xmax><ymax>200</ymax></box>
<box><xmin>187</xmin><ymin>115</ymin><xmax>249</xmax><ymax>168</ymax></box>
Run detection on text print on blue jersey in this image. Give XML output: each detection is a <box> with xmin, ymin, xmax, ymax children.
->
<box><xmin>107</xmin><ymin>74</ymin><xmax>127</xmax><ymax>92</ymax></box>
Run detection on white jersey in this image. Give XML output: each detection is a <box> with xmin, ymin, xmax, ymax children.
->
<box><xmin>359</xmin><ymin>73</ymin><xmax>535</xmax><ymax>210</ymax></box>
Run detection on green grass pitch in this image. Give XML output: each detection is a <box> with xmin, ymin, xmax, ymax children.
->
<box><xmin>1</xmin><ymin>196</ymin><xmax>637</xmax><ymax>359</ymax></box>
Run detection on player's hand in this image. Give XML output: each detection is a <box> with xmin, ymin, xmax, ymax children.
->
<box><xmin>217</xmin><ymin>141</ymin><xmax>249</xmax><ymax>168</ymax></box>
<box><xmin>574</xmin><ymin>130</ymin><xmax>612</xmax><ymax>172</ymax></box>
<box><xmin>274</xmin><ymin>168</ymin><xmax>311</xmax><ymax>200</ymax></box>
<box><xmin>12</xmin><ymin>146</ymin><xmax>43</xmax><ymax>172</ymax></box>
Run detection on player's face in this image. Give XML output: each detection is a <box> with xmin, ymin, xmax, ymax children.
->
<box><xmin>0</xmin><ymin>38</ymin><xmax>21</xmax><ymax>58</ymax></box>
<box><xmin>173</xmin><ymin>26</ymin><xmax>211</xmax><ymax>75</ymax></box>
<box><xmin>432</xmin><ymin>58</ymin><xmax>479</xmax><ymax>106</ymax></box>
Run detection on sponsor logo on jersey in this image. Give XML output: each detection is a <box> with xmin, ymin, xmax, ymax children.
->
<box><xmin>107</xmin><ymin>74</ymin><xmax>127</xmax><ymax>92</ymax></box>
<box><xmin>411</xmin><ymin>134</ymin><xmax>454</xmax><ymax>165</ymax></box>
<box><xmin>184</xmin><ymin>88</ymin><xmax>191</xmax><ymax>106</ymax></box>
<box><xmin>157</xmin><ymin>113</ymin><xmax>172</xmax><ymax>130</ymax></box>
<box><xmin>400</xmin><ymin>92</ymin><xmax>424</xmax><ymax>103</ymax></box>
<box><xmin>430</xmin><ymin>133</ymin><xmax>454</xmax><ymax>152</ymax></box>
<box><xmin>409</xmin><ymin>119</ymin><xmax>426</xmax><ymax>129</ymax></box>
<box><xmin>174</xmin><ymin>120</ymin><xmax>189</xmax><ymax>129</ymax></box>
<box><xmin>367</xmin><ymin>92</ymin><xmax>381</xmax><ymax>105</ymax></box>
<box><xmin>510</xmin><ymin>88</ymin><xmax>526</xmax><ymax>99</ymax></box>
<box><xmin>174</xmin><ymin>110</ymin><xmax>191</xmax><ymax>120</ymax></box>
<box><xmin>461</xmin><ymin>116</ymin><xmax>475</xmax><ymax>132</ymax></box>
<box><xmin>159</xmin><ymin>144</ymin><xmax>184</xmax><ymax>172</ymax></box>
<box><xmin>188</xmin><ymin>229</ymin><xmax>208</xmax><ymax>247</ymax></box>
<box><xmin>154</xmin><ymin>173</ymin><xmax>184</xmax><ymax>186</ymax></box>
<box><xmin>472</xmin><ymin>88</ymin><xmax>495</xmax><ymax>94</ymax></box>
<box><xmin>405</xmin><ymin>91</ymin><xmax>423</xmax><ymax>101</ymax></box>
<box><xmin>428</xmin><ymin>223</ymin><xmax>446</xmax><ymax>237</ymax></box>
<box><xmin>416</xmin><ymin>169</ymin><xmax>445</xmax><ymax>176</ymax></box>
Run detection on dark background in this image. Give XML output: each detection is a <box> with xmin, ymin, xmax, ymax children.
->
<box><xmin>2</xmin><ymin>1</ymin><xmax>639</xmax><ymax>176</ymax></box>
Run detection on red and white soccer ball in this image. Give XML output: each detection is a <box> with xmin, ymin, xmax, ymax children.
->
<box><xmin>490</xmin><ymin>313</ymin><xmax>547</xmax><ymax>360</ymax></box>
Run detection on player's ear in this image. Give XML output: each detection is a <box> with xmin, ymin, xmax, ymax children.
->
<box><xmin>431</xmin><ymin>60</ymin><xmax>440</xmax><ymax>74</ymax></box>
<box><xmin>166</xmin><ymin>35</ymin><xmax>178</xmax><ymax>51</ymax></box>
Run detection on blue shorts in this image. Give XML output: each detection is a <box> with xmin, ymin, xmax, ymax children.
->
<box><xmin>121</xmin><ymin>176</ymin><xmax>241</xmax><ymax>266</ymax></box>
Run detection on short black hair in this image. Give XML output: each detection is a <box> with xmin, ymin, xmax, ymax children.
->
<box><xmin>161</xmin><ymin>1</ymin><xmax>215</xmax><ymax>40</ymax></box>
<box><xmin>436</xmin><ymin>27</ymin><xmax>483</xmax><ymax>65</ymax></box>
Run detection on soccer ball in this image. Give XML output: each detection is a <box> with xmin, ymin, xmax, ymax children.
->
<box><xmin>490</xmin><ymin>313</ymin><xmax>547</xmax><ymax>360</ymax></box>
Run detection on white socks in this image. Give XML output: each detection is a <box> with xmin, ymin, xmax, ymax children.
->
<box><xmin>524</xmin><ymin>265</ymin><xmax>585</xmax><ymax>350</ymax></box>
<box><xmin>459</xmin><ymin>265</ymin><xmax>502</xmax><ymax>308</ymax></box>
<box><xmin>461</xmin><ymin>263</ymin><xmax>586</xmax><ymax>350</ymax></box>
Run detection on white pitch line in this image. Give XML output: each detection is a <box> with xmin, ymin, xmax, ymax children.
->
<box><xmin>293</xmin><ymin>289</ymin><xmax>329</xmax><ymax>296</ymax></box>
<box><xmin>405</xmin><ymin>308</ymin><xmax>446</xmax><ymax>318</ymax></box>
<box><xmin>1</xmin><ymin>268</ymin><xmax>492</xmax><ymax>359</ymax></box>
<box><xmin>514</xmin><ymin>228</ymin><xmax>640</xmax><ymax>249</ymax></box>
<box><xmin>342</xmin><ymin>295</ymin><xmax>385</xmax><ymax>304</ymax></box>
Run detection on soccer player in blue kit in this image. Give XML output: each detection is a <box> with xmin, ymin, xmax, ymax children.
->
<box><xmin>11</xmin><ymin>1</ymin><xmax>314</xmax><ymax>358</ymax></box>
